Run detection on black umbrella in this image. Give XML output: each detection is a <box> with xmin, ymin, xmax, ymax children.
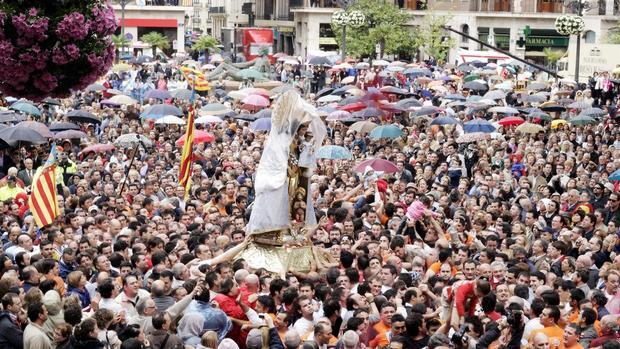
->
<box><xmin>457</xmin><ymin>64</ymin><xmax>475</xmax><ymax>73</ymax></box>
<box><xmin>0</xmin><ymin>126</ymin><xmax>47</xmax><ymax>145</ymax></box>
<box><xmin>540</xmin><ymin>103</ymin><xmax>566</xmax><ymax>112</ymax></box>
<box><xmin>213</xmin><ymin>89</ymin><xmax>227</xmax><ymax>98</ymax></box>
<box><xmin>49</xmin><ymin>122</ymin><xmax>81</xmax><ymax>132</ymax></box>
<box><xmin>463</xmin><ymin>81</ymin><xmax>487</xmax><ymax>91</ymax></box>
<box><xmin>332</xmin><ymin>85</ymin><xmax>354</xmax><ymax>96</ymax></box>
<box><xmin>414</xmin><ymin>106</ymin><xmax>442</xmax><ymax>117</ymax></box>
<box><xmin>339</xmin><ymin>96</ymin><xmax>363</xmax><ymax>106</ymax></box>
<box><xmin>0</xmin><ymin>111</ymin><xmax>26</xmax><ymax>123</ymax></box>
<box><xmin>67</xmin><ymin>110</ymin><xmax>101</xmax><ymax>124</ymax></box>
<box><xmin>252</xmin><ymin>109</ymin><xmax>272</xmax><ymax>119</ymax></box>
<box><xmin>43</xmin><ymin>97</ymin><xmax>62</xmax><ymax>105</ymax></box>
<box><xmin>233</xmin><ymin>113</ymin><xmax>256</xmax><ymax>121</ymax></box>
<box><xmin>308</xmin><ymin>56</ymin><xmax>332</xmax><ymax>66</ymax></box>
<box><xmin>396</xmin><ymin>98</ymin><xmax>423</xmax><ymax>109</ymax></box>
<box><xmin>316</xmin><ymin>87</ymin><xmax>335</xmax><ymax>98</ymax></box>
<box><xmin>353</xmin><ymin>107</ymin><xmax>385</xmax><ymax>118</ymax></box>
<box><xmin>135</xmin><ymin>55</ymin><xmax>153</xmax><ymax>64</ymax></box>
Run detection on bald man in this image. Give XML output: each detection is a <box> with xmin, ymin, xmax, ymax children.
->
<box><xmin>532</xmin><ymin>332</ymin><xmax>550</xmax><ymax>349</ymax></box>
<box><xmin>240</xmin><ymin>273</ymin><xmax>259</xmax><ymax>308</ymax></box>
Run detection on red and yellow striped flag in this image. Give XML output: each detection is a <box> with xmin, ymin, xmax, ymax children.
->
<box><xmin>180</xmin><ymin>66</ymin><xmax>210</xmax><ymax>91</ymax></box>
<box><xmin>179</xmin><ymin>106</ymin><xmax>195</xmax><ymax>195</ymax></box>
<box><xmin>28</xmin><ymin>165</ymin><xmax>59</xmax><ymax>228</ymax></box>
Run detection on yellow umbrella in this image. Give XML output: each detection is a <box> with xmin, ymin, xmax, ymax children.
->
<box><xmin>112</xmin><ymin>63</ymin><xmax>131</xmax><ymax>72</ymax></box>
<box><xmin>516</xmin><ymin>122</ymin><xmax>544</xmax><ymax>134</ymax></box>
<box><xmin>551</xmin><ymin>119</ymin><xmax>568</xmax><ymax>129</ymax></box>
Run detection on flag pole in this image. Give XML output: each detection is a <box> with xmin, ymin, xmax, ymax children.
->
<box><xmin>117</xmin><ymin>141</ymin><xmax>141</xmax><ymax>197</ymax></box>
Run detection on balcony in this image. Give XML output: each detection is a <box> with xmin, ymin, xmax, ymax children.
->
<box><xmin>111</xmin><ymin>0</ymin><xmax>193</xmax><ymax>6</ymax></box>
<box><xmin>209</xmin><ymin>6</ymin><xmax>225</xmax><ymax>13</ymax></box>
<box><xmin>290</xmin><ymin>0</ymin><xmax>337</xmax><ymax>8</ymax></box>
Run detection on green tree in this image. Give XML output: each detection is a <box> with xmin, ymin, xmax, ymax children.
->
<box><xmin>331</xmin><ymin>0</ymin><xmax>418</xmax><ymax>59</ymax></box>
<box><xmin>191</xmin><ymin>35</ymin><xmax>220</xmax><ymax>55</ymax></box>
<box><xmin>416</xmin><ymin>14</ymin><xmax>455</xmax><ymax>65</ymax></box>
<box><xmin>543</xmin><ymin>48</ymin><xmax>566</xmax><ymax>70</ymax></box>
<box><xmin>111</xmin><ymin>34</ymin><xmax>131</xmax><ymax>62</ymax></box>
<box><xmin>140</xmin><ymin>31</ymin><xmax>170</xmax><ymax>57</ymax></box>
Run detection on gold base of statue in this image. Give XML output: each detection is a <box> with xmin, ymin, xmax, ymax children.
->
<box><xmin>235</xmin><ymin>228</ymin><xmax>335</xmax><ymax>277</ymax></box>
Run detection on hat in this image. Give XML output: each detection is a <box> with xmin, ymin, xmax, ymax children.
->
<box><xmin>246</xmin><ymin>329</ymin><xmax>263</xmax><ymax>349</ymax></box>
<box><xmin>88</xmin><ymin>205</ymin><xmax>100</xmax><ymax>213</ymax></box>
<box><xmin>605</xmin><ymin>182</ymin><xmax>615</xmax><ymax>192</ymax></box>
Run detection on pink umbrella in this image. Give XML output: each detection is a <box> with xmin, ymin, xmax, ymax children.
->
<box><xmin>242</xmin><ymin>94</ymin><xmax>270</xmax><ymax>108</ymax></box>
<box><xmin>353</xmin><ymin>159</ymin><xmax>400</xmax><ymax>173</ymax></box>
<box><xmin>175</xmin><ymin>130</ymin><xmax>215</xmax><ymax>146</ymax></box>
<box><xmin>326</xmin><ymin>110</ymin><xmax>354</xmax><ymax>121</ymax></box>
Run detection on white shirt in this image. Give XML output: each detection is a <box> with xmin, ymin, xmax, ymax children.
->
<box><xmin>99</xmin><ymin>297</ymin><xmax>123</xmax><ymax>313</ymax></box>
<box><xmin>293</xmin><ymin>317</ymin><xmax>315</xmax><ymax>338</ymax></box>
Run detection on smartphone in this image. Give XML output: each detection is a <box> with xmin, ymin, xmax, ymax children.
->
<box><xmin>258</xmin><ymin>314</ymin><xmax>265</xmax><ymax>319</ymax></box>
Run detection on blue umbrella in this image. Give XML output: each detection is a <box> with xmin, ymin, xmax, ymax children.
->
<box><xmin>463</xmin><ymin>119</ymin><xmax>496</xmax><ymax>133</ymax></box>
<box><xmin>252</xmin><ymin>109</ymin><xmax>272</xmax><ymax>119</ymax></box>
<box><xmin>10</xmin><ymin>102</ymin><xmax>41</xmax><ymax>116</ymax></box>
<box><xmin>430</xmin><ymin>116</ymin><xmax>459</xmax><ymax>126</ymax></box>
<box><xmin>369</xmin><ymin>125</ymin><xmax>403</xmax><ymax>139</ymax></box>
<box><xmin>250</xmin><ymin>118</ymin><xmax>271</xmax><ymax>132</ymax></box>
<box><xmin>610</xmin><ymin>169</ymin><xmax>620</xmax><ymax>181</ymax></box>
<box><xmin>316</xmin><ymin>145</ymin><xmax>353</xmax><ymax>160</ymax></box>
<box><xmin>144</xmin><ymin>89</ymin><xmax>173</xmax><ymax>100</ymax></box>
<box><xmin>141</xmin><ymin>104</ymin><xmax>183</xmax><ymax>119</ymax></box>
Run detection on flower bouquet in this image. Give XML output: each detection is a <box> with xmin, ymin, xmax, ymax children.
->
<box><xmin>331</xmin><ymin>10</ymin><xmax>366</xmax><ymax>28</ymax></box>
<box><xmin>0</xmin><ymin>1</ymin><xmax>117</xmax><ymax>101</ymax></box>
<box><xmin>554</xmin><ymin>15</ymin><xmax>585</xmax><ymax>36</ymax></box>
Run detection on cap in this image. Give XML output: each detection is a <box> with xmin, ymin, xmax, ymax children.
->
<box><xmin>7</xmin><ymin>175</ymin><xmax>16</xmax><ymax>181</ymax></box>
<box><xmin>605</xmin><ymin>183</ymin><xmax>615</xmax><ymax>191</ymax></box>
<box><xmin>88</xmin><ymin>205</ymin><xmax>100</xmax><ymax>213</ymax></box>
<box><xmin>246</xmin><ymin>329</ymin><xmax>263</xmax><ymax>349</ymax></box>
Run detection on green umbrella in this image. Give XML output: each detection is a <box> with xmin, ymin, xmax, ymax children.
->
<box><xmin>569</xmin><ymin>115</ymin><xmax>596</xmax><ymax>126</ymax></box>
<box><xmin>10</xmin><ymin>102</ymin><xmax>41</xmax><ymax>116</ymax></box>
<box><xmin>464</xmin><ymin>74</ymin><xmax>481</xmax><ymax>82</ymax></box>
<box><xmin>236</xmin><ymin>69</ymin><xmax>266</xmax><ymax>81</ymax></box>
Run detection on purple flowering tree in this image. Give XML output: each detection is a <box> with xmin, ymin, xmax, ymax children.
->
<box><xmin>0</xmin><ymin>1</ymin><xmax>117</xmax><ymax>100</ymax></box>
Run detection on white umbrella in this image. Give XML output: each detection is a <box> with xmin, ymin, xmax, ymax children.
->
<box><xmin>317</xmin><ymin>95</ymin><xmax>341</xmax><ymax>103</ymax></box>
<box><xmin>341</xmin><ymin>76</ymin><xmax>356</xmax><ymax>84</ymax></box>
<box><xmin>109</xmin><ymin>95</ymin><xmax>137</xmax><ymax>105</ymax></box>
<box><xmin>284</xmin><ymin>59</ymin><xmax>299</xmax><ymax>65</ymax></box>
<box><xmin>195</xmin><ymin>115</ymin><xmax>224</xmax><ymax>124</ymax></box>
<box><xmin>155</xmin><ymin>115</ymin><xmax>185</xmax><ymax>125</ymax></box>
<box><xmin>228</xmin><ymin>91</ymin><xmax>249</xmax><ymax>100</ymax></box>
<box><xmin>372</xmin><ymin>59</ymin><xmax>390</xmax><ymax>66</ymax></box>
<box><xmin>355</xmin><ymin>62</ymin><xmax>370</xmax><ymax>70</ymax></box>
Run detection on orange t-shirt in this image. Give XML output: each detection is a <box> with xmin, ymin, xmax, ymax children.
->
<box><xmin>429</xmin><ymin>261</ymin><xmax>458</xmax><ymax>276</ymax></box>
<box><xmin>530</xmin><ymin>325</ymin><xmax>564</xmax><ymax>346</ymax></box>
<box><xmin>368</xmin><ymin>321</ymin><xmax>390</xmax><ymax>349</ymax></box>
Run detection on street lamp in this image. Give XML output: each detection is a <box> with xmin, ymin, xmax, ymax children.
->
<box><xmin>562</xmin><ymin>0</ymin><xmax>591</xmax><ymax>82</ymax></box>
<box><xmin>120</xmin><ymin>0</ymin><xmax>129</xmax><ymax>56</ymax></box>
<box><xmin>332</xmin><ymin>0</ymin><xmax>364</xmax><ymax>62</ymax></box>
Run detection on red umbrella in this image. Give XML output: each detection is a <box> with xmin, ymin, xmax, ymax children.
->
<box><xmin>340</xmin><ymin>102</ymin><xmax>367</xmax><ymax>112</ymax></box>
<box><xmin>353</xmin><ymin>158</ymin><xmax>400</xmax><ymax>173</ymax></box>
<box><xmin>498</xmin><ymin>116</ymin><xmax>525</xmax><ymax>126</ymax></box>
<box><xmin>176</xmin><ymin>130</ymin><xmax>215</xmax><ymax>146</ymax></box>
<box><xmin>80</xmin><ymin>144</ymin><xmax>115</xmax><ymax>155</ymax></box>
<box><xmin>242</xmin><ymin>94</ymin><xmax>270</xmax><ymax>107</ymax></box>
<box><xmin>361</xmin><ymin>88</ymin><xmax>387</xmax><ymax>102</ymax></box>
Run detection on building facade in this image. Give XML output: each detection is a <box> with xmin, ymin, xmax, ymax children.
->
<box><xmin>111</xmin><ymin>0</ymin><xmax>193</xmax><ymax>54</ymax></box>
<box><xmin>286</xmin><ymin>0</ymin><xmax>619</xmax><ymax>64</ymax></box>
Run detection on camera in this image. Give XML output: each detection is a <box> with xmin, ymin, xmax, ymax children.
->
<box><xmin>506</xmin><ymin>309</ymin><xmax>522</xmax><ymax>328</ymax></box>
<box><xmin>451</xmin><ymin>324</ymin><xmax>469</xmax><ymax>347</ymax></box>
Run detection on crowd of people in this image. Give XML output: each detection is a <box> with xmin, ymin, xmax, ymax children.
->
<box><xmin>0</xmin><ymin>51</ymin><xmax>617</xmax><ymax>349</ymax></box>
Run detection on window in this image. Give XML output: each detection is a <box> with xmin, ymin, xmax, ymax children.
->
<box><xmin>462</xmin><ymin>24</ymin><xmax>469</xmax><ymax>43</ymax></box>
<box><xmin>584</xmin><ymin>30</ymin><xmax>596</xmax><ymax>44</ymax></box>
